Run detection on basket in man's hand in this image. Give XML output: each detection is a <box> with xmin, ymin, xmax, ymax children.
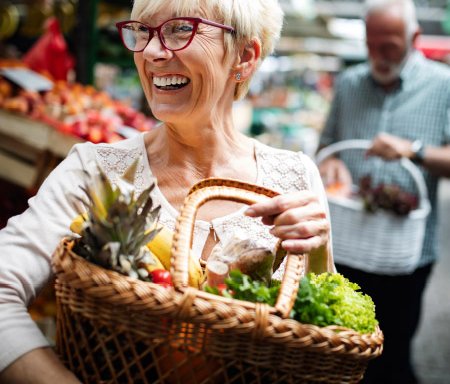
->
<box><xmin>52</xmin><ymin>178</ymin><xmax>383</xmax><ymax>384</ymax></box>
<box><xmin>316</xmin><ymin>140</ymin><xmax>431</xmax><ymax>275</ymax></box>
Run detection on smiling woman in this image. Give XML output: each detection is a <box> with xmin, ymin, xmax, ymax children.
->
<box><xmin>130</xmin><ymin>0</ymin><xmax>283</xmax><ymax>100</ymax></box>
<box><xmin>0</xmin><ymin>0</ymin><xmax>335</xmax><ymax>383</ymax></box>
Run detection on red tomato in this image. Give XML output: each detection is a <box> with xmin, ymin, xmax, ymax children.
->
<box><xmin>150</xmin><ymin>269</ymin><xmax>173</xmax><ymax>286</ymax></box>
<box><xmin>216</xmin><ymin>284</ymin><xmax>234</xmax><ymax>296</ymax></box>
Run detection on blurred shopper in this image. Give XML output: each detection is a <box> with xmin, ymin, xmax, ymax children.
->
<box><xmin>319</xmin><ymin>0</ymin><xmax>450</xmax><ymax>382</ymax></box>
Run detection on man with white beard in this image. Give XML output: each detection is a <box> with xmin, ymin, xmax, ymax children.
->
<box><xmin>318</xmin><ymin>0</ymin><xmax>450</xmax><ymax>382</ymax></box>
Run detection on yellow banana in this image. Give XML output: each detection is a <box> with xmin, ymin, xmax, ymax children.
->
<box><xmin>146</xmin><ymin>225</ymin><xmax>204</xmax><ymax>288</ymax></box>
<box><xmin>144</xmin><ymin>250</ymin><xmax>166</xmax><ymax>272</ymax></box>
<box><xmin>70</xmin><ymin>213</ymin><xmax>88</xmax><ymax>234</ymax></box>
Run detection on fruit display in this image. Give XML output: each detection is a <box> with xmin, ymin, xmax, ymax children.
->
<box><xmin>70</xmin><ymin>161</ymin><xmax>204</xmax><ymax>288</ymax></box>
<box><xmin>0</xmin><ymin>74</ymin><xmax>157</xmax><ymax>144</ymax></box>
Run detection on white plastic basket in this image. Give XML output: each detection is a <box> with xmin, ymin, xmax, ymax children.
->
<box><xmin>316</xmin><ymin>140</ymin><xmax>431</xmax><ymax>275</ymax></box>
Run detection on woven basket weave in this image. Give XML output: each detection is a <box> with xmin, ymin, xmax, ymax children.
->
<box><xmin>316</xmin><ymin>140</ymin><xmax>431</xmax><ymax>275</ymax></box>
<box><xmin>52</xmin><ymin>178</ymin><xmax>383</xmax><ymax>384</ymax></box>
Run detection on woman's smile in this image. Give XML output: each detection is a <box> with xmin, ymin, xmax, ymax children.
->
<box><xmin>152</xmin><ymin>74</ymin><xmax>191</xmax><ymax>91</ymax></box>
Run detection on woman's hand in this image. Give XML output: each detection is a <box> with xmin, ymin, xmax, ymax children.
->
<box><xmin>244</xmin><ymin>191</ymin><xmax>330</xmax><ymax>255</ymax></box>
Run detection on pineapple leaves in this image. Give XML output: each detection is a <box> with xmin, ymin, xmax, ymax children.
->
<box><xmin>71</xmin><ymin>161</ymin><xmax>161</xmax><ymax>281</ymax></box>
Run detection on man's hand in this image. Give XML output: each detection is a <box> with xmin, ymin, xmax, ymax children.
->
<box><xmin>366</xmin><ymin>132</ymin><xmax>414</xmax><ymax>160</ymax></box>
<box><xmin>318</xmin><ymin>157</ymin><xmax>353</xmax><ymax>197</ymax></box>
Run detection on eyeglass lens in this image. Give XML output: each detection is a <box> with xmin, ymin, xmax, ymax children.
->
<box><xmin>121</xmin><ymin>19</ymin><xmax>196</xmax><ymax>52</ymax></box>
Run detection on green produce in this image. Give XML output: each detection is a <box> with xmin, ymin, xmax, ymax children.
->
<box><xmin>292</xmin><ymin>273</ymin><xmax>378</xmax><ymax>334</ymax></box>
<box><xmin>205</xmin><ymin>270</ymin><xmax>378</xmax><ymax>334</ymax></box>
<box><xmin>205</xmin><ymin>270</ymin><xmax>280</xmax><ymax>305</ymax></box>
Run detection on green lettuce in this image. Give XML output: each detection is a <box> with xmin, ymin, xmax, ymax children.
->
<box><xmin>209</xmin><ymin>270</ymin><xmax>378</xmax><ymax>334</ymax></box>
<box><xmin>292</xmin><ymin>273</ymin><xmax>378</xmax><ymax>334</ymax></box>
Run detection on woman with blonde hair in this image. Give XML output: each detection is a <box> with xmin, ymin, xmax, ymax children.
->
<box><xmin>0</xmin><ymin>1</ymin><xmax>333</xmax><ymax>382</ymax></box>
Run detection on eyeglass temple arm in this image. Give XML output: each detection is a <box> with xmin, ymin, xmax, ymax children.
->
<box><xmin>198</xmin><ymin>18</ymin><xmax>234</xmax><ymax>33</ymax></box>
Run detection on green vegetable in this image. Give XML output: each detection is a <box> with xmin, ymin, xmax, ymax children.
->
<box><xmin>292</xmin><ymin>273</ymin><xmax>378</xmax><ymax>334</ymax></box>
<box><xmin>205</xmin><ymin>271</ymin><xmax>378</xmax><ymax>334</ymax></box>
<box><xmin>205</xmin><ymin>270</ymin><xmax>280</xmax><ymax>305</ymax></box>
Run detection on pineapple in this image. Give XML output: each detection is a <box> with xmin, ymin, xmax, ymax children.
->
<box><xmin>72</xmin><ymin>160</ymin><xmax>162</xmax><ymax>282</ymax></box>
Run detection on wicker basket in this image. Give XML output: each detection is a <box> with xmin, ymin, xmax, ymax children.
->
<box><xmin>316</xmin><ymin>140</ymin><xmax>431</xmax><ymax>275</ymax></box>
<box><xmin>52</xmin><ymin>178</ymin><xmax>383</xmax><ymax>384</ymax></box>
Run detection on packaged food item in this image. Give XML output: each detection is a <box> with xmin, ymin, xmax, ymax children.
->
<box><xmin>206</xmin><ymin>233</ymin><xmax>275</xmax><ymax>286</ymax></box>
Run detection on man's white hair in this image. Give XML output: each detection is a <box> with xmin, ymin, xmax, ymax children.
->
<box><xmin>364</xmin><ymin>0</ymin><xmax>419</xmax><ymax>38</ymax></box>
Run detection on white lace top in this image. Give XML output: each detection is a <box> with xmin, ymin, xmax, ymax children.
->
<box><xmin>94</xmin><ymin>135</ymin><xmax>329</xmax><ymax>277</ymax></box>
<box><xmin>0</xmin><ymin>133</ymin><xmax>330</xmax><ymax>372</ymax></box>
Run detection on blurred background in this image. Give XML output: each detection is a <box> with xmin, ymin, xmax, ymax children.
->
<box><xmin>0</xmin><ymin>1</ymin><xmax>449</xmax><ymax>382</ymax></box>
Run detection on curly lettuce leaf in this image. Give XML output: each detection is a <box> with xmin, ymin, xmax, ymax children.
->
<box><xmin>223</xmin><ymin>270</ymin><xmax>280</xmax><ymax>305</ymax></box>
<box><xmin>292</xmin><ymin>273</ymin><xmax>378</xmax><ymax>333</ymax></box>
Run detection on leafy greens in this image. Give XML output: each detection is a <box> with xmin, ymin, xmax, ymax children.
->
<box><xmin>206</xmin><ymin>270</ymin><xmax>378</xmax><ymax>334</ymax></box>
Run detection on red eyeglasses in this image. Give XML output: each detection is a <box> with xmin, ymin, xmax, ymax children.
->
<box><xmin>116</xmin><ymin>17</ymin><xmax>235</xmax><ymax>52</ymax></box>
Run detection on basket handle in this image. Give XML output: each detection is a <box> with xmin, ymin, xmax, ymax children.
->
<box><xmin>170</xmin><ymin>178</ymin><xmax>320</xmax><ymax>318</ymax></box>
<box><xmin>315</xmin><ymin>139</ymin><xmax>429</xmax><ymax>210</ymax></box>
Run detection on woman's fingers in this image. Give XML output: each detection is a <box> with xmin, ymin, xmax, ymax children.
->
<box><xmin>272</xmin><ymin>220</ymin><xmax>329</xmax><ymax>254</ymax></box>
<box><xmin>245</xmin><ymin>191</ymin><xmax>316</xmax><ymax>219</ymax></box>
<box><xmin>272</xmin><ymin>202</ymin><xmax>326</xmax><ymax>227</ymax></box>
<box><xmin>280</xmin><ymin>236</ymin><xmax>325</xmax><ymax>254</ymax></box>
<box><xmin>245</xmin><ymin>192</ymin><xmax>330</xmax><ymax>254</ymax></box>
<box><xmin>269</xmin><ymin>219</ymin><xmax>329</xmax><ymax>239</ymax></box>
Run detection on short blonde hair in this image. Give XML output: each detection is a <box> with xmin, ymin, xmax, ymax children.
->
<box><xmin>131</xmin><ymin>0</ymin><xmax>284</xmax><ymax>100</ymax></box>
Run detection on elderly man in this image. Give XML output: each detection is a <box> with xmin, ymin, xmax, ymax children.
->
<box><xmin>319</xmin><ymin>0</ymin><xmax>450</xmax><ymax>382</ymax></box>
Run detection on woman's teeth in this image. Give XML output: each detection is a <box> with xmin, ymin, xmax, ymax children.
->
<box><xmin>153</xmin><ymin>76</ymin><xmax>189</xmax><ymax>90</ymax></box>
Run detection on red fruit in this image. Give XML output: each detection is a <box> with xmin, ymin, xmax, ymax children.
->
<box><xmin>150</xmin><ymin>269</ymin><xmax>173</xmax><ymax>286</ymax></box>
<box><xmin>87</xmin><ymin>126</ymin><xmax>104</xmax><ymax>143</ymax></box>
<box><xmin>215</xmin><ymin>284</ymin><xmax>234</xmax><ymax>297</ymax></box>
<box><xmin>216</xmin><ymin>283</ymin><xmax>227</xmax><ymax>295</ymax></box>
<box><xmin>70</xmin><ymin>120</ymin><xmax>89</xmax><ymax>138</ymax></box>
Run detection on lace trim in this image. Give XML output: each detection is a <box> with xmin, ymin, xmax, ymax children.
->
<box><xmin>256</xmin><ymin>146</ymin><xmax>309</xmax><ymax>193</ymax></box>
<box><xmin>95</xmin><ymin>146</ymin><xmax>146</xmax><ymax>194</ymax></box>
